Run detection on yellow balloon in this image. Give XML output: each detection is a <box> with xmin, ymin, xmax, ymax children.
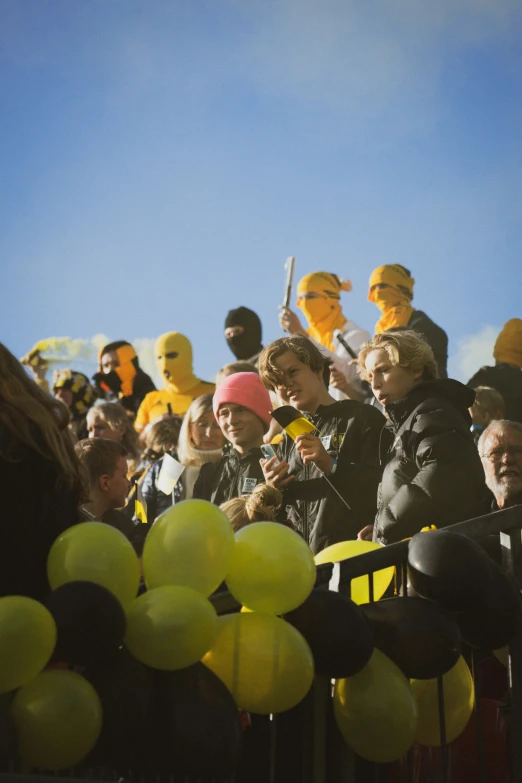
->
<box><xmin>315</xmin><ymin>540</ymin><xmax>394</xmax><ymax>604</ymax></box>
<box><xmin>411</xmin><ymin>655</ymin><xmax>474</xmax><ymax>746</ymax></box>
<box><xmin>226</xmin><ymin>522</ymin><xmax>316</xmax><ymax>614</ymax></box>
<box><xmin>0</xmin><ymin>597</ymin><xmax>56</xmax><ymax>695</ymax></box>
<box><xmin>125</xmin><ymin>586</ymin><xmax>218</xmax><ymax>670</ymax></box>
<box><xmin>143</xmin><ymin>500</ymin><xmax>234</xmax><ymax>596</ymax></box>
<box><xmin>47</xmin><ymin>522</ymin><xmax>140</xmax><ymax>609</ymax></box>
<box><xmin>494</xmin><ymin>647</ymin><xmax>508</xmax><ymax>667</ymax></box>
<box><xmin>11</xmin><ymin>670</ymin><xmax>102</xmax><ymax>770</ymax></box>
<box><xmin>202</xmin><ymin>612</ymin><xmax>314</xmax><ymax>714</ymax></box>
<box><xmin>334</xmin><ymin>649</ymin><xmax>418</xmax><ymax>763</ymax></box>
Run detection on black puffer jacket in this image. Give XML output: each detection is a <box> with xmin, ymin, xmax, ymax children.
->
<box><xmin>467</xmin><ymin>363</ymin><xmax>522</xmax><ymax>424</ymax></box>
<box><xmin>192</xmin><ymin>443</ymin><xmax>265</xmax><ymax>505</ymax></box>
<box><xmin>373</xmin><ymin>380</ymin><xmax>489</xmax><ymax>545</ymax></box>
<box><xmin>278</xmin><ymin>400</ymin><xmax>388</xmax><ymax>555</ymax></box>
<box><xmin>407</xmin><ymin>310</ymin><xmax>448</xmax><ymax>379</ymax></box>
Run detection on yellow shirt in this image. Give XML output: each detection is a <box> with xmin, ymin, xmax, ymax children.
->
<box><xmin>135</xmin><ymin>381</ymin><xmax>216</xmax><ymax>430</ymax></box>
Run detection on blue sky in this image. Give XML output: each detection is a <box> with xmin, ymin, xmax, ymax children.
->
<box><xmin>1</xmin><ymin>0</ymin><xmax>521</xmax><ymax>385</ymax></box>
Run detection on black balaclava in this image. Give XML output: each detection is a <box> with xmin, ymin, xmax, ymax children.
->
<box><xmin>224</xmin><ymin>307</ymin><xmax>263</xmax><ymax>360</ymax></box>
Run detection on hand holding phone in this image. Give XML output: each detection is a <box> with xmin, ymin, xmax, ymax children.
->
<box><xmin>260</xmin><ymin>444</ymin><xmax>279</xmax><ymax>463</ymax></box>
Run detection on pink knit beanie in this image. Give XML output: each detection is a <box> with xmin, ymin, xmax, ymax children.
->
<box><xmin>213</xmin><ymin>372</ymin><xmax>272</xmax><ymax>431</ymax></box>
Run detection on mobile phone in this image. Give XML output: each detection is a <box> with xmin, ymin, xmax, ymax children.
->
<box><xmin>260</xmin><ymin>444</ymin><xmax>279</xmax><ymax>463</ymax></box>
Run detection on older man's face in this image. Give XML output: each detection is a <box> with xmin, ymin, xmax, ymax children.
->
<box><xmin>481</xmin><ymin>428</ymin><xmax>522</xmax><ymax>508</ymax></box>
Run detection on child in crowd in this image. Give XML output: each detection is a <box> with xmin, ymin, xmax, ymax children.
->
<box><xmin>259</xmin><ymin>335</ymin><xmax>386</xmax><ymax>554</ymax></box>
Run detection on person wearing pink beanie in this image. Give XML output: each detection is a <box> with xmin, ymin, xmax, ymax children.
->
<box><xmin>193</xmin><ymin>373</ymin><xmax>271</xmax><ymax>505</ymax></box>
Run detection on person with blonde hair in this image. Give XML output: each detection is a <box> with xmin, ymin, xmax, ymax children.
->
<box><xmin>86</xmin><ymin>401</ymin><xmax>141</xmax><ymax>473</ymax></box>
<box><xmin>279</xmin><ymin>271</ymin><xmax>370</xmax><ymax>401</ymax></box>
<box><xmin>467</xmin><ymin>318</ymin><xmax>522</xmax><ymax>424</ymax></box>
<box><xmin>220</xmin><ymin>484</ymin><xmax>284</xmax><ymax>532</ymax></box>
<box><xmin>357</xmin><ymin>330</ymin><xmax>488</xmax><ymax>544</ymax></box>
<box><xmin>136</xmin><ymin>394</ymin><xmax>224</xmax><ymax>525</ymax></box>
<box><xmin>0</xmin><ymin>343</ymin><xmax>84</xmax><ymax>598</ymax></box>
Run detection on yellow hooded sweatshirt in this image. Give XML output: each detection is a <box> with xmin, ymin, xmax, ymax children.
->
<box><xmin>368</xmin><ymin>265</ymin><xmax>415</xmax><ymax>333</ymax></box>
<box><xmin>494</xmin><ymin>319</ymin><xmax>522</xmax><ymax>368</ymax></box>
<box><xmin>296</xmin><ymin>272</ymin><xmax>353</xmax><ymax>352</ymax></box>
<box><xmin>135</xmin><ymin>332</ymin><xmax>215</xmax><ymax>430</ymax></box>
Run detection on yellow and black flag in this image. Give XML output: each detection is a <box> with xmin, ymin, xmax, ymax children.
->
<box><xmin>270</xmin><ymin>405</ymin><xmax>319</xmax><ymax>440</ymax></box>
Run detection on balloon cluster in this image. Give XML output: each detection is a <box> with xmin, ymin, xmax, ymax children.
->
<box><xmin>0</xmin><ymin>501</ymin><xmax>319</xmax><ymax>775</ymax></box>
<box><xmin>1</xmin><ymin>512</ymin><xmax>517</xmax><ymax>774</ymax></box>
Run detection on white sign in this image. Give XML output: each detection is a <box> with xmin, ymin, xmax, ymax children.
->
<box><xmin>157</xmin><ymin>453</ymin><xmax>185</xmax><ymax>495</ymax></box>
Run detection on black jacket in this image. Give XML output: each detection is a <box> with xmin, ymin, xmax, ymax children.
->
<box><xmin>130</xmin><ymin>458</ymin><xmax>183</xmax><ymax>526</ymax></box>
<box><xmin>0</xmin><ymin>436</ymin><xmax>80</xmax><ymax>600</ymax></box>
<box><xmin>374</xmin><ymin>380</ymin><xmax>489</xmax><ymax>545</ymax></box>
<box><xmin>467</xmin><ymin>363</ymin><xmax>522</xmax><ymax>424</ymax></box>
<box><xmin>407</xmin><ymin>310</ymin><xmax>448</xmax><ymax>379</ymax></box>
<box><xmin>120</xmin><ymin>369</ymin><xmax>156</xmax><ymax>415</ymax></box>
<box><xmin>192</xmin><ymin>444</ymin><xmax>266</xmax><ymax>506</ymax></box>
<box><xmin>278</xmin><ymin>400</ymin><xmax>387</xmax><ymax>555</ymax></box>
<box><xmin>78</xmin><ymin>505</ymin><xmax>148</xmax><ymax>556</ymax></box>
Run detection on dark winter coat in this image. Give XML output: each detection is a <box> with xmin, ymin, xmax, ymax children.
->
<box><xmin>278</xmin><ymin>400</ymin><xmax>388</xmax><ymax>555</ymax></box>
<box><xmin>0</xmin><ymin>436</ymin><xmax>80</xmax><ymax>600</ymax></box>
<box><xmin>192</xmin><ymin>444</ymin><xmax>265</xmax><ymax>505</ymax></box>
<box><xmin>407</xmin><ymin>310</ymin><xmax>448</xmax><ymax>379</ymax></box>
<box><xmin>373</xmin><ymin>380</ymin><xmax>489</xmax><ymax>545</ymax></box>
<box><xmin>467</xmin><ymin>363</ymin><xmax>522</xmax><ymax>424</ymax></box>
<box><xmin>78</xmin><ymin>505</ymin><xmax>147</xmax><ymax>556</ymax></box>
<box><xmin>132</xmin><ymin>458</ymin><xmax>183</xmax><ymax>526</ymax></box>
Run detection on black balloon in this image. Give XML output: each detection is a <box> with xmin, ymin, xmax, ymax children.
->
<box><xmin>361</xmin><ymin>597</ymin><xmax>462</xmax><ymax>679</ymax></box>
<box><xmin>44</xmin><ymin>580</ymin><xmax>126</xmax><ymax>666</ymax></box>
<box><xmin>408</xmin><ymin>531</ymin><xmax>492</xmax><ymax>611</ymax></box>
<box><xmin>453</xmin><ymin>561</ymin><xmax>522</xmax><ymax>650</ymax></box>
<box><xmin>285</xmin><ymin>588</ymin><xmax>373</xmax><ymax>678</ymax></box>
<box><xmin>86</xmin><ymin>647</ymin><xmax>154</xmax><ymax>770</ymax></box>
<box><xmin>154</xmin><ymin>663</ymin><xmax>243</xmax><ymax>779</ymax></box>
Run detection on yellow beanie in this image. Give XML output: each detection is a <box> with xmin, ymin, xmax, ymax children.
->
<box><xmin>494</xmin><ymin>319</ymin><xmax>522</xmax><ymax>368</ymax></box>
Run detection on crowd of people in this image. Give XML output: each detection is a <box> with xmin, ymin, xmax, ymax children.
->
<box><xmin>2</xmin><ymin>263</ymin><xmax>521</xmax><ymax>602</ymax></box>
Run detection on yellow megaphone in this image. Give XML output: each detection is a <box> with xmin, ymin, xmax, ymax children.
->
<box><xmin>270</xmin><ymin>405</ymin><xmax>319</xmax><ymax>440</ymax></box>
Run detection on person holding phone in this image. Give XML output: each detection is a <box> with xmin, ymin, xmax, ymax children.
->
<box><xmin>193</xmin><ymin>373</ymin><xmax>272</xmax><ymax>505</ymax></box>
<box><xmin>259</xmin><ymin>335</ymin><xmax>387</xmax><ymax>554</ymax></box>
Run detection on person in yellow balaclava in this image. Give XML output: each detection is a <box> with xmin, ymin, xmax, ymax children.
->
<box><xmin>135</xmin><ymin>332</ymin><xmax>215</xmax><ymax>431</ymax></box>
<box><xmin>467</xmin><ymin>319</ymin><xmax>522</xmax><ymax>424</ymax></box>
<box><xmin>92</xmin><ymin>340</ymin><xmax>156</xmax><ymax>417</ymax></box>
<box><xmin>368</xmin><ymin>264</ymin><xmax>448</xmax><ymax>378</ymax></box>
<box><xmin>279</xmin><ymin>271</ymin><xmax>370</xmax><ymax>402</ymax></box>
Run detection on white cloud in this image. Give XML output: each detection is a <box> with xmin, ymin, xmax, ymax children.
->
<box><xmin>236</xmin><ymin>0</ymin><xmax>522</xmax><ymax>123</ymax></box>
<box><xmin>447</xmin><ymin>324</ymin><xmax>498</xmax><ymax>382</ymax></box>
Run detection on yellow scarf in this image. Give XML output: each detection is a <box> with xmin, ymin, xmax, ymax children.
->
<box><xmin>494</xmin><ymin>319</ymin><xmax>522</xmax><ymax>368</ymax></box>
<box><xmin>368</xmin><ymin>265</ymin><xmax>415</xmax><ymax>334</ymax></box>
<box><xmin>296</xmin><ymin>272</ymin><xmax>352</xmax><ymax>352</ymax></box>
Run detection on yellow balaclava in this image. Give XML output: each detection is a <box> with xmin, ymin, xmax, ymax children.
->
<box><xmin>156</xmin><ymin>332</ymin><xmax>198</xmax><ymax>394</ymax></box>
<box><xmin>494</xmin><ymin>319</ymin><xmax>522</xmax><ymax>368</ymax></box>
<box><xmin>296</xmin><ymin>272</ymin><xmax>352</xmax><ymax>352</ymax></box>
<box><xmin>368</xmin><ymin>265</ymin><xmax>415</xmax><ymax>334</ymax></box>
<box><xmin>98</xmin><ymin>342</ymin><xmax>138</xmax><ymax>398</ymax></box>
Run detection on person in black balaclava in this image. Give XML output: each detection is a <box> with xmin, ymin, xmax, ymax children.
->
<box><xmin>224</xmin><ymin>307</ymin><xmax>264</xmax><ymax>367</ymax></box>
